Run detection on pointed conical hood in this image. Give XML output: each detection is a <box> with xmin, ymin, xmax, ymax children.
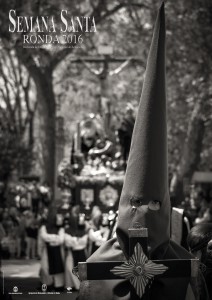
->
<box><xmin>116</xmin><ymin>2</ymin><xmax>170</xmax><ymax>259</ymax></box>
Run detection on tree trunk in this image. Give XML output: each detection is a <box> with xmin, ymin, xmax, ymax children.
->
<box><xmin>28</xmin><ymin>113</ymin><xmax>34</xmax><ymax>148</ymax></box>
<box><xmin>170</xmin><ymin>98</ymin><xmax>205</xmax><ymax>206</ymax></box>
<box><xmin>33</xmin><ymin>69</ymin><xmax>56</xmax><ymax>198</ymax></box>
<box><xmin>14</xmin><ymin>47</ymin><xmax>56</xmax><ymax>198</ymax></box>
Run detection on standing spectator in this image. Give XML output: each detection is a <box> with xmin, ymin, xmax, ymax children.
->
<box><xmin>25</xmin><ymin>211</ymin><xmax>38</xmax><ymax>259</ymax></box>
<box><xmin>37</xmin><ymin>207</ymin><xmax>49</xmax><ymax>227</ymax></box>
<box><xmin>16</xmin><ymin>212</ymin><xmax>26</xmax><ymax>258</ymax></box>
<box><xmin>187</xmin><ymin>223</ymin><xmax>212</xmax><ymax>299</ymax></box>
<box><xmin>31</xmin><ymin>181</ymin><xmax>41</xmax><ymax>216</ymax></box>
<box><xmin>195</xmin><ymin>206</ymin><xmax>212</xmax><ymax>225</ymax></box>
<box><xmin>1</xmin><ymin>210</ymin><xmax>10</xmax><ymax>258</ymax></box>
<box><xmin>8</xmin><ymin>207</ymin><xmax>20</xmax><ymax>258</ymax></box>
<box><xmin>0</xmin><ymin>212</ymin><xmax>6</xmax><ymax>260</ymax></box>
<box><xmin>19</xmin><ymin>195</ymin><xmax>29</xmax><ymax>212</ymax></box>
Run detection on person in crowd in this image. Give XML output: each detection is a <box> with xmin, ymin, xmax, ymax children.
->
<box><xmin>37</xmin><ymin>207</ymin><xmax>48</xmax><ymax>260</ymax></box>
<box><xmin>88</xmin><ymin>212</ymin><xmax>117</xmax><ymax>254</ymax></box>
<box><xmin>57</xmin><ymin>188</ymin><xmax>73</xmax><ymax>229</ymax></box>
<box><xmin>88</xmin><ymin>215</ymin><xmax>108</xmax><ymax>254</ymax></box>
<box><xmin>31</xmin><ymin>181</ymin><xmax>41</xmax><ymax>217</ymax></box>
<box><xmin>195</xmin><ymin>206</ymin><xmax>212</xmax><ymax>225</ymax></box>
<box><xmin>1</xmin><ymin>210</ymin><xmax>11</xmax><ymax>258</ymax></box>
<box><xmin>171</xmin><ymin>205</ymin><xmax>192</xmax><ymax>250</ymax></box>
<box><xmin>19</xmin><ymin>195</ymin><xmax>29</xmax><ymax>213</ymax></box>
<box><xmin>6</xmin><ymin>207</ymin><xmax>20</xmax><ymax>258</ymax></box>
<box><xmin>25</xmin><ymin>210</ymin><xmax>38</xmax><ymax>259</ymax></box>
<box><xmin>0</xmin><ymin>212</ymin><xmax>12</xmax><ymax>300</ymax></box>
<box><xmin>70</xmin><ymin>186</ymin><xmax>103</xmax><ymax>256</ymax></box>
<box><xmin>71</xmin><ymin>117</ymin><xmax>99</xmax><ymax>168</ymax></box>
<box><xmin>1</xmin><ymin>209</ymin><xmax>9</xmax><ymax>228</ymax></box>
<box><xmin>38</xmin><ymin>207</ymin><xmax>49</xmax><ymax>225</ymax></box>
<box><xmin>72</xmin><ymin>199</ymin><xmax>102</xmax><ymax>256</ymax></box>
<box><xmin>16</xmin><ymin>211</ymin><xmax>26</xmax><ymax>258</ymax></box>
<box><xmin>64</xmin><ymin>209</ymin><xmax>89</xmax><ymax>291</ymax></box>
<box><xmin>187</xmin><ymin>223</ymin><xmax>212</xmax><ymax>299</ymax></box>
<box><xmin>74</xmin><ymin>191</ymin><xmax>101</xmax><ymax>224</ymax></box>
<box><xmin>0</xmin><ymin>211</ymin><xmax>6</xmax><ymax>259</ymax></box>
<box><xmin>38</xmin><ymin>206</ymin><xmax>65</xmax><ymax>291</ymax></box>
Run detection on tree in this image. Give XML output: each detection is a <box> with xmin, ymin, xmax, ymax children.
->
<box><xmin>0</xmin><ymin>0</ymin><xmax>146</xmax><ymax>197</ymax></box>
<box><xmin>166</xmin><ymin>0</ymin><xmax>212</xmax><ymax>204</ymax></box>
<box><xmin>57</xmin><ymin>0</ymin><xmax>212</xmax><ymax>205</ymax></box>
<box><xmin>0</xmin><ymin>0</ymin><xmax>211</xmax><ymax>204</ymax></box>
<box><xmin>0</xmin><ymin>47</ymin><xmax>37</xmax><ymax>180</ymax></box>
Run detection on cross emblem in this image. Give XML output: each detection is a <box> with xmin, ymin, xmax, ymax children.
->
<box><xmin>111</xmin><ymin>242</ymin><xmax>168</xmax><ymax>298</ymax></box>
<box><xmin>77</xmin><ymin>228</ymin><xmax>199</xmax><ymax>299</ymax></box>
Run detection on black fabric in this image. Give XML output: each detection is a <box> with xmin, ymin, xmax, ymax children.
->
<box><xmin>91</xmin><ymin>243</ymin><xmax>99</xmax><ymax>254</ymax></box>
<box><xmin>32</xmin><ymin>197</ymin><xmax>40</xmax><ymax>215</ymax></box>
<box><xmin>46</xmin><ymin>243</ymin><xmax>64</xmax><ymax>275</ymax></box>
<box><xmin>65</xmin><ymin>215</ymin><xmax>87</xmax><ymax>237</ymax></box>
<box><xmin>26</xmin><ymin>227</ymin><xmax>38</xmax><ymax>239</ymax></box>
<box><xmin>83</xmin><ymin>260</ymin><xmax>193</xmax><ymax>280</ymax></box>
<box><xmin>72</xmin><ymin>249</ymin><xmax>86</xmax><ymax>267</ymax></box>
<box><xmin>45</xmin><ymin>206</ymin><xmax>59</xmax><ymax>233</ymax></box>
<box><xmin>46</xmin><ymin>224</ymin><xmax>59</xmax><ymax>234</ymax></box>
<box><xmin>45</xmin><ymin>212</ymin><xmax>64</xmax><ymax>275</ymax></box>
<box><xmin>118</xmin><ymin>114</ymin><xmax>135</xmax><ymax>161</ymax></box>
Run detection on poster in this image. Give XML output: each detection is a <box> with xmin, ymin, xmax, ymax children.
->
<box><xmin>0</xmin><ymin>0</ymin><xmax>212</xmax><ymax>299</ymax></box>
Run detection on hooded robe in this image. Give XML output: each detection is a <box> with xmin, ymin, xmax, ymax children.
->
<box><xmin>78</xmin><ymin>3</ymin><xmax>204</xmax><ymax>300</ymax></box>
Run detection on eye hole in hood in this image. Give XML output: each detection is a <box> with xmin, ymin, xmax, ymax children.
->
<box><xmin>130</xmin><ymin>197</ymin><xmax>161</xmax><ymax>211</ymax></box>
<box><xmin>130</xmin><ymin>197</ymin><xmax>143</xmax><ymax>208</ymax></box>
<box><xmin>148</xmin><ymin>200</ymin><xmax>161</xmax><ymax>211</ymax></box>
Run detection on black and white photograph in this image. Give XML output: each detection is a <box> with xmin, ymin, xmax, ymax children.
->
<box><xmin>0</xmin><ymin>1</ymin><xmax>212</xmax><ymax>300</ymax></box>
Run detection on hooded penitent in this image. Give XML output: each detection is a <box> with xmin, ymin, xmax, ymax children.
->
<box><xmin>78</xmin><ymin>3</ymin><xmax>199</xmax><ymax>300</ymax></box>
<box><xmin>116</xmin><ymin>1</ymin><xmax>170</xmax><ymax>260</ymax></box>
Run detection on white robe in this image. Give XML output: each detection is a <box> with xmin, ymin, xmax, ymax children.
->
<box><xmin>38</xmin><ymin>225</ymin><xmax>65</xmax><ymax>288</ymax></box>
<box><xmin>64</xmin><ymin>232</ymin><xmax>88</xmax><ymax>290</ymax></box>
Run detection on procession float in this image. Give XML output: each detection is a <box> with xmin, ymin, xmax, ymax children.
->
<box><xmin>57</xmin><ymin>105</ymin><xmax>136</xmax><ymax>224</ymax></box>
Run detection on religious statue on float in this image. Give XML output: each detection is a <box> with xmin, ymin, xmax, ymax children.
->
<box><xmin>70</xmin><ymin>114</ymin><xmax>117</xmax><ymax>175</ymax></box>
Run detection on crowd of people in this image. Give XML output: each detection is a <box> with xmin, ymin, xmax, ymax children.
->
<box><xmin>0</xmin><ymin>175</ymin><xmax>212</xmax><ymax>296</ymax></box>
<box><xmin>0</xmin><ymin>180</ymin><xmax>51</xmax><ymax>259</ymax></box>
<box><xmin>0</xmin><ymin>185</ymin><xmax>117</xmax><ymax>292</ymax></box>
<box><xmin>37</xmin><ymin>188</ymin><xmax>117</xmax><ymax>292</ymax></box>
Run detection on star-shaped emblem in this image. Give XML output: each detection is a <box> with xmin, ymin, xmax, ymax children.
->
<box><xmin>111</xmin><ymin>243</ymin><xmax>168</xmax><ymax>298</ymax></box>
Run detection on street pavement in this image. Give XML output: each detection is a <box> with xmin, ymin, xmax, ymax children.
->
<box><xmin>1</xmin><ymin>259</ymin><xmax>78</xmax><ymax>300</ymax></box>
